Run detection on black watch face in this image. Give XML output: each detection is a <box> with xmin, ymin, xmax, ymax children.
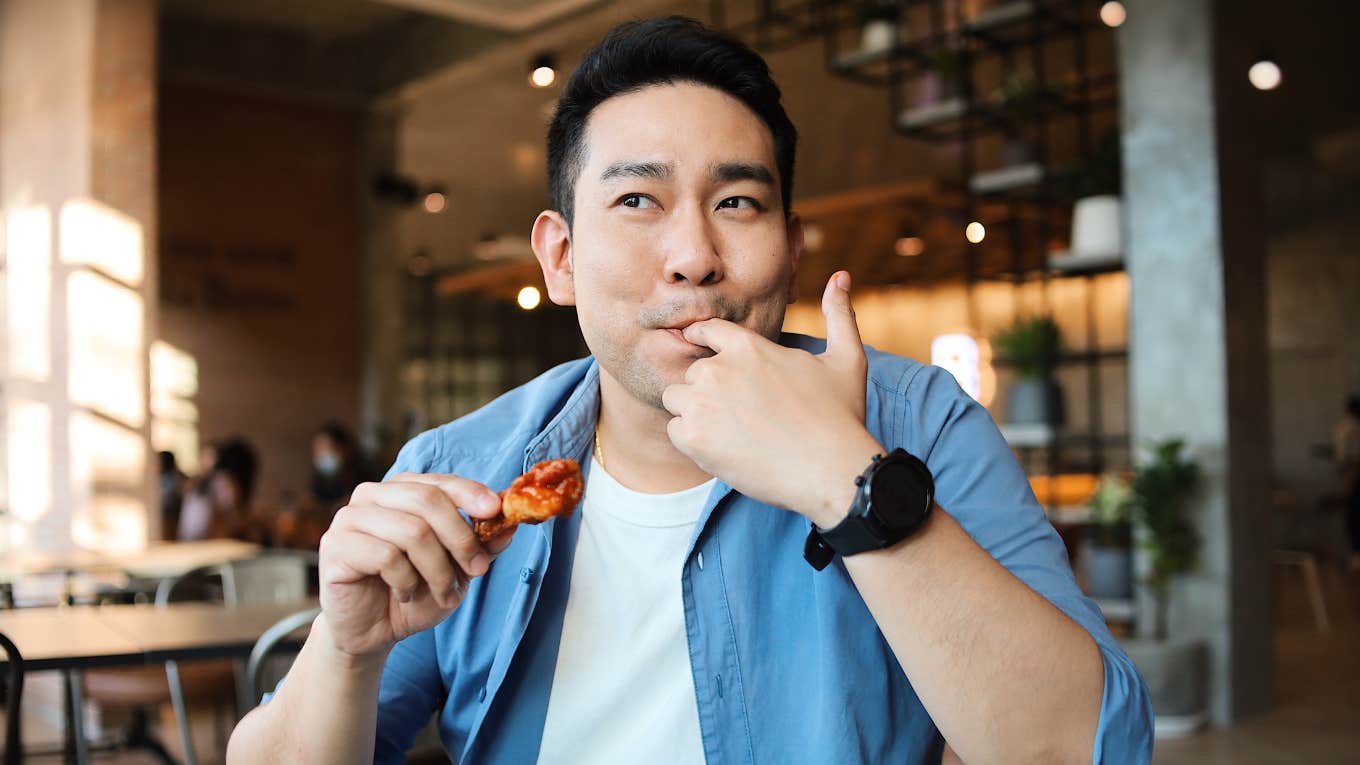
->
<box><xmin>870</xmin><ymin>460</ymin><xmax>927</xmax><ymax>533</ymax></box>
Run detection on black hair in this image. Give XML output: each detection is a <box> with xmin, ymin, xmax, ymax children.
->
<box><xmin>316</xmin><ymin>421</ymin><xmax>356</xmax><ymax>454</ymax></box>
<box><xmin>158</xmin><ymin>450</ymin><xmax>178</xmax><ymax>475</ymax></box>
<box><xmin>1347</xmin><ymin>395</ymin><xmax>1360</xmax><ymax>417</ymax></box>
<box><xmin>547</xmin><ymin>16</ymin><xmax>798</xmax><ymax>227</ymax></box>
<box><xmin>213</xmin><ymin>438</ymin><xmax>259</xmax><ymax>505</ymax></box>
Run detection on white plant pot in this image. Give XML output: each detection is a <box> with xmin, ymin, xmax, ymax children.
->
<box><xmin>1070</xmin><ymin>194</ymin><xmax>1122</xmax><ymax>257</ymax></box>
<box><xmin>860</xmin><ymin>20</ymin><xmax>897</xmax><ymax>54</ymax></box>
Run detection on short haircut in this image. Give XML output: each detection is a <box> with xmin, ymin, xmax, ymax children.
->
<box><xmin>547</xmin><ymin>16</ymin><xmax>798</xmax><ymax>227</ymax></box>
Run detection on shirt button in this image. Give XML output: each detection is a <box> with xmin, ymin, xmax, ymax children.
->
<box><xmin>697</xmin><ymin>552</ymin><xmax>705</xmax><ymax>570</ymax></box>
<box><xmin>478</xmin><ymin>687</ymin><xmax>487</xmax><ymax>702</ymax></box>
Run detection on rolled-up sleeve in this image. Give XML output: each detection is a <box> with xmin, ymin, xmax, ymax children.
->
<box><xmin>897</xmin><ymin>364</ymin><xmax>1153</xmax><ymax>763</ymax></box>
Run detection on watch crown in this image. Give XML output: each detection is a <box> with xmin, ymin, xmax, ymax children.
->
<box><xmin>854</xmin><ymin>476</ymin><xmax>865</xmax><ymax>486</ymax></box>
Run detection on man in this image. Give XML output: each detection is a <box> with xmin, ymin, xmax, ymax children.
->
<box><xmin>228</xmin><ymin>17</ymin><xmax>1150</xmax><ymax>765</ymax></box>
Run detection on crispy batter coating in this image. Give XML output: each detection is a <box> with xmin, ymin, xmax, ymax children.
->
<box><xmin>473</xmin><ymin>459</ymin><xmax>583</xmax><ymax>542</ymax></box>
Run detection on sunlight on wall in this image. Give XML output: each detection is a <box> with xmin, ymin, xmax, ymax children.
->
<box><xmin>5</xmin><ymin>206</ymin><xmax>52</xmax><ymax>381</ymax></box>
<box><xmin>151</xmin><ymin>340</ymin><xmax>200</xmax><ymax>474</ymax></box>
<box><xmin>71</xmin><ymin>496</ymin><xmax>147</xmax><ymax>554</ymax></box>
<box><xmin>60</xmin><ymin>199</ymin><xmax>144</xmax><ymax>286</ymax></box>
<box><xmin>6</xmin><ymin>399</ymin><xmax>52</xmax><ymax>522</ymax></box>
<box><xmin>68</xmin><ymin>270</ymin><xmax>146</xmax><ymax>428</ymax></box>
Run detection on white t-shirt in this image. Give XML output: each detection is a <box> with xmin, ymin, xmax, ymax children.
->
<box><xmin>536</xmin><ymin>462</ymin><xmax>714</xmax><ymax>765</ymax></box>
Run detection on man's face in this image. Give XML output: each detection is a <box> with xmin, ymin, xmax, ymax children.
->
<box><xmin>563</xmin><ymin>82</ymin><xmax>801</xmax><ymax>410</ymax></box>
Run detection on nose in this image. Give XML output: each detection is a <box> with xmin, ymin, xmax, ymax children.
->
<box><xmin>661</xmin><ymin>207</ymin><xmax>724</xmax><ymax>287</ymax></box>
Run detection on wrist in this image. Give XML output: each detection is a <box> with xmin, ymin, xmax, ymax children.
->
<box><xmin>803</xmin><ymin>431</ymin><xmax>885</xmax><ymax>529</ymax></box>
<box><xmin>315</xmin><ymin>614</ymin><xmax>392</xmax><ymax>675</ymax></box>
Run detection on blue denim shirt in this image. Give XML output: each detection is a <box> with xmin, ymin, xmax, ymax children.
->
<box><xmin>367</xmin><ymin>334</ymin><xmax>1152</xmax><ymax>764</ymax></box>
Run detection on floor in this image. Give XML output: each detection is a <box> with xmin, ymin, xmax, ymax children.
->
<box><xmin>10</xmin><ymin>564</ymin><xmax>1359</xmax><ymax>764</ymax></box>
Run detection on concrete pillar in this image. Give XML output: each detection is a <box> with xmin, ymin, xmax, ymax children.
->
<box><xmin>0</xmin><ymin>0</ymin><xmax>158</xmax><ymax>553</ymax></box>
<box><xmin>1119</xmin><ymin>0</ymin><xmax>1274</xmax><ymax>723</ymax></box>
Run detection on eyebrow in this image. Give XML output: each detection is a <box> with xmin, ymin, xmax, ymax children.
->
<box><xmin>597</xmin><ymin>160</ymin><xmax>776</xmax><ymax>187</ymax></box>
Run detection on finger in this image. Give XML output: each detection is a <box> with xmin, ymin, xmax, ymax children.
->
<box><xmin>681</xmin><ymin>318</ymin><xmax>755</xmax><ymax>354</ymax></box>
<box><xmin>682</xmin><ymin>356</ymin><xmax>717</xmax><ymax>386</ymax></box>
<box><xmin>331</xmin><ymin>506</ymin><xmax>465</xmax><ymax>605</ymax></box>
<box><xmin>364</xmin><ymin>480</ymin><xmax>493</xmax><ymax>576</ymax></box>
<box><xmin>322</xmin><ymin>528</ymin><xmax>422</xmax><ymax>602</ymax></box>
<box><xmin>820</xmin><ymin>271</ymin><xmax>864</xmax><ymax>362</ymax></box>
<box><xmin>381</xmin><ymin>473</ymin><xmax>502</xmax><ymax>519</ymax></box>
<box><xmin>660</xmin><ymin>383</ymin><xmax>694</xmax><ymax>417</ymax></box>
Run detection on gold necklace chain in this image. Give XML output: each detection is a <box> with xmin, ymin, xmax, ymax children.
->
<box><xmin>593</xmin><ymin>422</ymin><xmax>604</xmax><ymax>471</ymax></box>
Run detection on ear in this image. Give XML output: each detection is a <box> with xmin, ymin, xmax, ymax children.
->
<box><xmin>784</xmin><ymin>210</ymin><xmax>805</xmax><ymax>305</ymax></box>
<box><xmin>531</xmin><ymin>210</ymin><xmax>575</xmax><ymax>306</ymax></box>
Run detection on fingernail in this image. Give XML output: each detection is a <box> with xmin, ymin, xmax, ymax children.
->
<box><xmin>469</xmin><ymin>553</ymin><xmax>490</xmax><ymax>576</ymax></box>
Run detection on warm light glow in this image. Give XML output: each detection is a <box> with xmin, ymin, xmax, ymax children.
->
<box><xmin>71</xmin><ymin>496</ymin><xmax>147</xmax><ymax>554</ymax></box>
<box><xmin>802</xmin><ymin>223</ymin><xmax>824</xmax><ymax>253</ymax></box>
<box><xmin>59</xmin><ymin>199</ymin><xmax>144</xmax><ymax>286</ymax></box>
<box><xmin>424</xmin><ymin>192</ymin><xmax>446</xmax><ymax>213</ymax></box>
<box><xmin>895</xmin><ymin>236</ymin><xmax>925</xmax><ymax>257</ymax></box>
<box><xmin>1098</xmin><ymin>1</ymin><xmax>1126</xmax><ymax>28</ymax></box>
<box><xmin>70</xmin><ymin>412</ymin><xmax>146</xmax><ymax>490</ymax></box>
<box><xmin>151</xmin><ymin>340</ymin><xmax>200</xmax><ymax>474</ymax></box>
<box><xmin>68</xmin><ymin>271</ymin><xmax>146</xmax><ymax>427</ymax></box>
<box><xmin>1029</xmin><ymin>473</ymin><xmax>1102</xmax><ymax>508</ymax></box>
<box><xmin>965</xmin><ymin>221</ymin><xmax>986</xmax><ymax>244</ymax></box>
<box><xmin>6</xmin><ymin>399</ymin><xmax>51</xmax><ymax>522</ymax></box>
<box><xmin>1248</xmin><ymin>59</ymin><xmax>1282</xmax><ymax>91</ymax></box>
<box><xmin>530</xmin><ymin>65</ymin><xmax>556</xmax><ymax>88</ymax></box>
<box><xmin>517</xmin><ymin>285</ymin><xmax>542</xmax><ymax>310</ymax></box>
<box><xmin>6</xmin><ymin>206</ymin><xmax>52</xmax><ymax>381</ymax></box>
<box><xmin>931</xmin><ymin>334</ymin><xmax>981</xmax><ymax>400</ymax></box>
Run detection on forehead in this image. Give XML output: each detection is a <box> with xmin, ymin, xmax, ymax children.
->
<box><xmin>578</xmin><ymin>81</ymin><xmax>777</xmax><ymax>182</ymax></box>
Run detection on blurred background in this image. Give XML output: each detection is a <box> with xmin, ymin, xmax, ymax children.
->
<box><xmin>0</xmin><ymin>0</ymin><xmax>1357</xmax><ymax>762</ymax></box>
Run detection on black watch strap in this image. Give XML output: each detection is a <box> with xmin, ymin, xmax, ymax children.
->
<box><xmin>804</xmin><ymin>449</ymin><xmax>934</xmax><ymax>571</ymax></box>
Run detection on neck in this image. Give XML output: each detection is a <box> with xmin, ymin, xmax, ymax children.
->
<box><xmin>596</xmin><ymin>368</ymin><xmax>712</xmax><ymax>494</ymax></box>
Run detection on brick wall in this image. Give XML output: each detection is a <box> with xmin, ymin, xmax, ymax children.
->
<box><xmin>157</xmin><ymin>79</ymin><xmax>363</xmax><ymax>508</ymax></box>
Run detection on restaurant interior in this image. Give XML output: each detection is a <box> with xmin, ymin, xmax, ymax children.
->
<box><xmin>1</xmin><ymin>0</ymin><xmax>1358</xmax><ymax>762</ymax></box>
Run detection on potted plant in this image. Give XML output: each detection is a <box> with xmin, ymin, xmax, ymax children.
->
<box><xmin>859</xmin><ymin>0</ymin><xmax>900</xmax><ymax>55</ymax></box>
<box><xmin>1121</xmin><ymin>438</ymin><xmax>1208</xmax><ymax>735</ymax></box>
<box><xmin>992</xmin><ymin>71</ymin><xmax>1041</xmax><ymax>166</ymax></box>
<box><xmin>991</xmin><ymin>315</ymin><xmax>1064</xmax><ymax>426</ymax></box>
<box><xmin>1081</xmin><ymin>473</ymin><xmax>1134</xmax><ymax>598</ymax></box>
<box><xmin>1059</xmin><ymin>130</ymin><xmax>1122</xmax><ymax>259</ymax></box>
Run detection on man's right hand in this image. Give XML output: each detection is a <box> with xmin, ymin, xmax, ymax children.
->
<box><xmin>317</xmin><ymin>473</ymin><xmax>514</xmax><ymax>658</ymax></box>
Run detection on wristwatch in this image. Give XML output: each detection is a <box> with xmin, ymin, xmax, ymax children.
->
<box><xmin>803</xmin><ymin>448</ymin><xmax>935</xmax><ymax>571</ymax></box>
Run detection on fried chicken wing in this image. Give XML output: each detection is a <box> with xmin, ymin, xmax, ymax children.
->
<box><xmin>473</xmin><ymin>458</ymin><xmax>583</xmax><ymax>542</ymax></box>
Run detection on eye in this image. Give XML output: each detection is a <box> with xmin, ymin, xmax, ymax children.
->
<box><xmin>717</xmin><ymin>196</ymin><xmax>763</xmax><ymax>211</ymax></box>
<box><xmin>619</xmin><ymin>193</ymin><xmax>659</xmax><ymax>209</ymax></box>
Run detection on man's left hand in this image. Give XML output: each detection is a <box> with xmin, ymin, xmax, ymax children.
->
<box><xmin>661</xmin><ymin>271</ymin><xmax>885</xmax><ymax>528</ymax></box>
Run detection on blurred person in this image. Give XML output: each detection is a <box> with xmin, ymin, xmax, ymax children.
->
<box><xmin>1336</xmin><ymin>395</ymin><xmax>1360</xmax><ymax>569</ymax></box>
<box><xmin>178</xmin><ymin>438</ymin><xmax>260</xmax><ymax>541</ymax></box>
<box><xmin>158</xmin><ymin>450</ymin><xmax>186</xmax><ymax>540</ymax></box>
<box><xmin>311</xmin><ymin>421</ymin><xmax>368</xmax><ymax>508</ymax></box>
<box><xmin>229</xmin><ymin>18</ymin><xmax>1150</xmax><ymax>765</ymax></box>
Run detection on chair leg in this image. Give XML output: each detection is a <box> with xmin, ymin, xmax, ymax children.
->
<box><xmin>124</xmin><ymin>709</ymin><xmax>179</xmax><ymax>765</ymax></box>
<box><xmin>1300</xmin><ymin>556</ymin><xmax>1331</xmax><ymax>634</ymax></box>
<box><xmin>165</xmin><ymin>661</ymin><xmax>198</xmax><ymax>765</ymax></box>
<box><xmin>65</xmin><ymin>670</ymin><xmax>90</xmax><ymax>765</ymax></box>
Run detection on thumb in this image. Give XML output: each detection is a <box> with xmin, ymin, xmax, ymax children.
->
<box><xmin>821</xmin><ymin>271</ymin><xmax>864</xmax><ymax>362</ymax></box>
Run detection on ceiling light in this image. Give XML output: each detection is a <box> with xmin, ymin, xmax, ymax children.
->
<box><xmin>517</xmin><ymin>286</ymin><xmax>541</xmax><ymax>310</ymax></box>
<box><xmin>895</xmin><ymin>236</ymin><xmax>925</xmax><ymax>257</ymax></box>
<box><xmin>1248</xmin><ymin>58</ymin><xmax>1282</xmax><ymax>91</ymax></box>
<box><xmin>529</xmin><ymin>54</ymin><xmax>557</xmax><ymax>88</ymax></box>
<box><xmin>965</xmin><ymin>221</ymin><xmax>986</xmax><ymax>244</ymax></box>
<box><xmin>1099</xmin><ymin>2</ymin><xmax>1126</xmax><ymax>28</ymax></box>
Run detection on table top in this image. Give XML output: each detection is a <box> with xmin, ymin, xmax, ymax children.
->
<box><xmin>0</xmin><ymin>539</ymin><xmax>263</xmax><ymax>583</ymax></box>
<box><xmin>0</xmin><ymin>598</ymin><xmax>317</xmax><ymax>672</ymax></box>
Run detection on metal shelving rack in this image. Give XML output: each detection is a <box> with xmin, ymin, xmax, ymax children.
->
<box><xmin>713</xmin><ymin>0</ymin><xmax>1129</xmax><ymax>485</ymax></box>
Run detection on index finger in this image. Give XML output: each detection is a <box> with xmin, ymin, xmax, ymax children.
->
<box><xmin>681</xmin><ymin>318</ymin><xmax>758</xmax><ymax>354</ymax></box>
<box><xmin>388</xmin><ymin>472</ymin><xmax>501</xmax><ymax>518</ymax></box>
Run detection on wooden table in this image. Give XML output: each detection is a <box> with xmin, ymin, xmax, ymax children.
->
<box><xmin>0</xmin><ymin>599</ymin><xmax>316</xmax><ymax>764</ymax></box>
<box><xmin>0</xmin><ymin>539</ymin><xmax>263</xmax><ymax>606</ymax></box>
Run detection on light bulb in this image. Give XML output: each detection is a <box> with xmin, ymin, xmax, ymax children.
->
<box><xmin>1248</xmin><ymin>59</ymin><xmax>1282</xmax><ymax>91</ymax></box>
<box><xmin>517</xmin><ymin>286</ymin><xmax>542</xmax><ymax>310</ymax></box>
<box><xmin>1099</xmin><ymin>2</ymin><xmax>1126</xmax><ymax>28</ymax></box>
<box><xmin>965</xmin><ymin>221</ymin><xmax>986</xmax><ymax>244</ymax></box>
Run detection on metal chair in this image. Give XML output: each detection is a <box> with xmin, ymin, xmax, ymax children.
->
<box><xmin>245</xmin><ymin>606</ymin><xmax>320</xmax><ymax>705</ymax></box>
<box><xmin>1</xmin><ymin>631</ymin><xmax>23</xmax><ymax>765</ymax></box>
